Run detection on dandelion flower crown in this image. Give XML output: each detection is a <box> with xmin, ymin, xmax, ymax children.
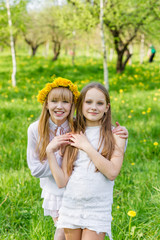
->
<box><xmin>37</xmin><ymin>76</ymin><xmax>80</xmax><ymax>104</ymax></box>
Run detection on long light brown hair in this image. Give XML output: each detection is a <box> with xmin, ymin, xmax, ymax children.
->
<box><xmin>37</xmin><ymin>87</ymin><xmax>75</xmax><ymax>162</ymax></box>
<box><xmin>65</xmin><ymin>82</ymin><xmax>115</xmax><ymax>175</ymax></box>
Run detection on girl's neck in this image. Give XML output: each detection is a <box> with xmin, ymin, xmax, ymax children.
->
<box><xmin>50</xmin><ymin>117</ymin><xmax>67</xmax><ymax>127</ymax></box>
<box><xmin>85</xmin><ymin>120</ymin><xmax>101</xmax><ymax>127</ymax></box>
<box><xmin>49</xmin><ymin>117</ymin><xmax>68</xmax><ymax>128</ymax></box>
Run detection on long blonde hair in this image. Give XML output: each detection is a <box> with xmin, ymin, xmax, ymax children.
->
<box><xmin>37</xmin><ymin>87</ymin><xmax>75</xmax><ymax>162</ymax></box>
<box><xmin>65</xmin><ymin>82</ymin><xmax>115</xmax><ymax>175</ymax></box>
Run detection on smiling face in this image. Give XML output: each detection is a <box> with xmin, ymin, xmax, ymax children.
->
<box><xmin>82</xmin><ymin>88</ymin><xmax>109</xmax><ymax>126</ymax></box>
<box><xmin>46</xmin><ymin>87</ymin><xmax>73</xmax><ymax>126</ymax></box>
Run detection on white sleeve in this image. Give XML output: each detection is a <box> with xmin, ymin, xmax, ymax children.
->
<box><xmin>124</xmin><ymin>138</ymin><xmax>128</xmax><ymax>153</ymax></box>
<box><xmin>27</xmin><ymin>123</ymin><xmax>52</xmax><ymax>178</ymax></box>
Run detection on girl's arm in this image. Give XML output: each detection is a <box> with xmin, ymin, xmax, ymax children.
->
<box><xmin>70</xmin><ymin>133</ymin><xmax>125</xmax><ymax>181</ymax></box>
<box><xmin>112</xmin><ymin>122</ymin><xmax>128</xmax><ymax>152</ymax></box>
<box><xmin>46</xmin><ymin>135</ymin><xmax>70</xmax><ymax>188</ymax></box>
<box><xmin>27</xmin><ymin>123</ymin><xmax>53</xmax><ymax>178</ymax></box>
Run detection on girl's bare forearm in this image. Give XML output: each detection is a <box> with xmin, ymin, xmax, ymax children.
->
<box><xmin>47</xmin><ymin>151</ymin><xmax>68</xmax><ymax>188</ymax></box>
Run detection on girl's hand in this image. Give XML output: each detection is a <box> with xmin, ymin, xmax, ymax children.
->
<box><xmin>112</xmin><ymin>122</ymin><xmax>128</xmax><ymax>139</ymax></box>
<box><xmin>46</xmin><ymin>134</ymin><xmax>71</xmax><ymax>154</ymax></box>
<box><xmin>70</xmin><ymin>132</ymin><xmax>92</xmax><ymax>152</ymax></box>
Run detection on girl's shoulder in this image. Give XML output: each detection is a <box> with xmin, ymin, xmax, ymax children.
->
<box><xmin>28</xmin><ymin>120</ymin><xmax>39</xmax><ymax>134</ymax></box>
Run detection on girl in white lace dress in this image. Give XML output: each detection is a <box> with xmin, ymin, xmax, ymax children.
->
<box><xmin>47</xmin><ymin>82</ymin><xmax>126</xmax><ymax>240</ymax></box>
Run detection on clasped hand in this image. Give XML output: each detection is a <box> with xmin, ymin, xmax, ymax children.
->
<box><xmin>69</xmin><ymin>132</ymin><xmax>91</xmax><ymax>152</ymax></box>
<box><xmin>46</xmin><ymin>132</ymin><xmax>91</xmax><ymax>153</ymax></box>
<box><xmin>46</xmin><ymin>134</ymin><xmax>71</xmax><ymax>153</ymax></box>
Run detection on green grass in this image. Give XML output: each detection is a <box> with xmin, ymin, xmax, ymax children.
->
<box><xmin>0</xmin><ymin>52</ymin><xmax>159</xmax><ymax>239</ymax></box>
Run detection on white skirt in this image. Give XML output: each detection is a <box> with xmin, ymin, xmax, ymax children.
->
<box><xmin>41</xmin><ymin>188</ymin><xmax>63</xmax><ymax>218</ymax></box>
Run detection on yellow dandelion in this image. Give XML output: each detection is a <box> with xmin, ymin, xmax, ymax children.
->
<box><xmin>121</xmin><ymin>100</ymin><xmax>125</xmax><ymax>103</ymax></box>
<box><xmin>128</xmin><ymin>115</ymin><xmax>132</xmax><ymax>118</ymax></box>
<box><xmin>11</xmin><ymin>99</ymin><xmax>14</xmax><ymax>103</ymax></box>
<box><xmin>117</xmin><ymin>205</ymin><xmax>120</xmax><ymax>209</ymax></box>
<box><xmin>143</xmin><ymin>139</ymin><xmax>146</xmax><ymax>142</ymax></box>
<box><xmin>142</xmin><ymin>111</ymin><xmax>146</xmax><ymax>115</ymax></box>
<box><xmin>30</xmin><ymin>115</ymin><xmax>34</xmax><ymax>118</ymax></box>
<box><xmin>130</xmin><ymin>110</ymin><xmax>134</xmax><ymax>113</ymax></box>
<box><xmin>24</xmin><ymin>98</ymin><xmax>27</xmax><ymax>102</ymax></box>
<box><xmin>119</xmin><ymin>89</ymin><xmax>123</xmax><ymax>93</ymax></box>
<box><xmin>153</xmin><ymin>97</ymin><xmax>157</xmax><ymax>101</ymax></box>
<box><xmin>114</xmin><ymin>98</ymin><xmax>117</xmax><ymax>101</ymax></box>
<box><xmin>127</xmin><ymin>211</ymin><xmax>136</xmax><ymax>217</ymax></box>
<box><xmin>27</xmin><ymin>118</ymin><xmax>31</xmax><ymax>121</ymax></box>
<box><xmin>131</xmin><ymin>163</ymin><xmax>135</xmax><ymax>165</ymax></box>
<box><xmin>153</xmin><ymin>142</ymin><xmax>158</xmax><ymax>146</ymax></box>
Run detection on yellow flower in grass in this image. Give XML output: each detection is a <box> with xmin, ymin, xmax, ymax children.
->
<box><xmin>131</xmin><ymin>163</ymin><xmax>135</xmax><ymax>165</ymax></box>
<box><xmin>117</xmin><ymin>205</ymin><xmax>120</xmax><ymax>209</ymax></box>
<box><xmin>128</xmin><ymin>211</ymin><xmax>136</xmax><ymax>217</ymax></box>
<box><xmin>119</xmin><ymin>89</ymin><xmax>123</xmax><ymax>93</ymax></box>
<box><xmin>142</xmin><ymin>111</ymin><xmax>146</xmax><ymax>115</ymax></box>
<box><xmin>128</xmin><ymin>115</ymin><xmax>132</xmax><ymax>118</ymax></box>
<box><xmin>153</xmin><ymin>142</ymin><xmax>158</xmax><ymax>146</ymax></box>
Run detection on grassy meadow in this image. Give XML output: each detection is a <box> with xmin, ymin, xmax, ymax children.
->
<box><xmin>0</xmin><ymin>51</ymin><xmax>159</xmax><ymax>240</ymax></box>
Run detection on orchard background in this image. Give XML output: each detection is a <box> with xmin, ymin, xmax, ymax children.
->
<box><xmin>0</xmin><ymin>0</ymin><xmax>160</xmax><ymax>239</ymax></box>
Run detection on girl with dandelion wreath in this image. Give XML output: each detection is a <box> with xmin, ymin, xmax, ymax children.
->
<box><xmin>27</xmin><ymin>77</ymin><xmax>79</xmax><ymax>240</ymax></box>
<box><xmin>27</xmin><ymin>78</ymin><xmax>128</xmax><ymax>240</ymax></box>
<box><xmin>47</xmin><ymin>82</ymin><xmax>126</xmax><ymax>240</ymax></box>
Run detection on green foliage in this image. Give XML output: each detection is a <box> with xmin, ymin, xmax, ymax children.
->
<box><xmin>0</xmin><ymin>53</ymin><xmax>159</xmax><ymax>239</ymax></box>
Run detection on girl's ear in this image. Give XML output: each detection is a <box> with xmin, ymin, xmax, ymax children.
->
<box><xmin>105</xmin><ymin>103</ymin><xmax>110</xmax><ymax>113</ymax></box>
<box><xmin>46</xmin><ymin>102</ymin><xmax>48</xmax><ymax>110</ymax></box>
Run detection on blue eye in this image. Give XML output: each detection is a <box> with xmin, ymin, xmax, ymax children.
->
<box><xmin>86</xmin><ymin>100</ymin><xmax>92</xmax><ymax>104</ymax></box>
<box><xmin>97</xmin><ymin>102</ymin><xmax>103</xmax><ymax>105</ymax></box>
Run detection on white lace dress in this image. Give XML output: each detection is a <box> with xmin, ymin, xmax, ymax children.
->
<box><xmin>57</xmin><ymin>126</ymin><xmax>114</xmax><ymax>239</ymax></box>
<box><xmin>27</xmin><ymin>118</ymin><xmax>70</xmax><ymax>219</ymax></box>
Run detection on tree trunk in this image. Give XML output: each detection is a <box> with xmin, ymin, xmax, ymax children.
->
<box><xmin>116</xmin><ymin>49</ymin><xmax>132</xmax><ymax>73</ymax></box>
<box><xmin>109</xmin><ymin>48</ymin><xmax>114</xmax><ymax>61</ymax></box>
<box><xmin>116</xmin><ymin>52</ymin><xmax>123</xmax><ymax>73</ymax></box>
<box><xmin>100</xmin><ymin>0</ymin><xmax>109</xmax><ymax>90</ymax></box>
<box><xmin>6</xmin><ymin>0</ymin><xmax>16</xmax><ymax>87</ymax></box>
<box><xmin>72</xmin><ymin>42</ymin><xmax>76</xmax><ymax>65</ymax></box>
<box><xmin>32</xmin><ymin>46</ymin><xmax>38</xmax><ymax>56</ymax></box>
<box><xmin>52</xmin><ymin>41</ymin><xmax>61</xmax><ymax>61</ymax></box>
<box><xmin>45</xmin><ymin>41</ymin><xmax>49</xmax><ymax>58</ymax></box>
<box><xmin>128</xmin><ymin>44</ymin><xmax>133</xmax><ymax>65</ymax></box>
<box><xmin>140</xmin><ymin>34</ymin><xmax>145</xmax><ymax>64</ymax></box>
<box><xmin>72</xmin><ymin>30</ymin><xmax>76</xmax><ymax>65</ymax></box>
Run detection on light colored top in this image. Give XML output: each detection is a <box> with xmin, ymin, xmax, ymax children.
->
<box><xmin>27</xmin><ymin>118</ymin><xmax>70</xmax><ymax>195</ymax></box>
<box><xmin>57</xmin><ymin>126</ymin><xmax>114</xmax><ymax>239</ymax></box>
